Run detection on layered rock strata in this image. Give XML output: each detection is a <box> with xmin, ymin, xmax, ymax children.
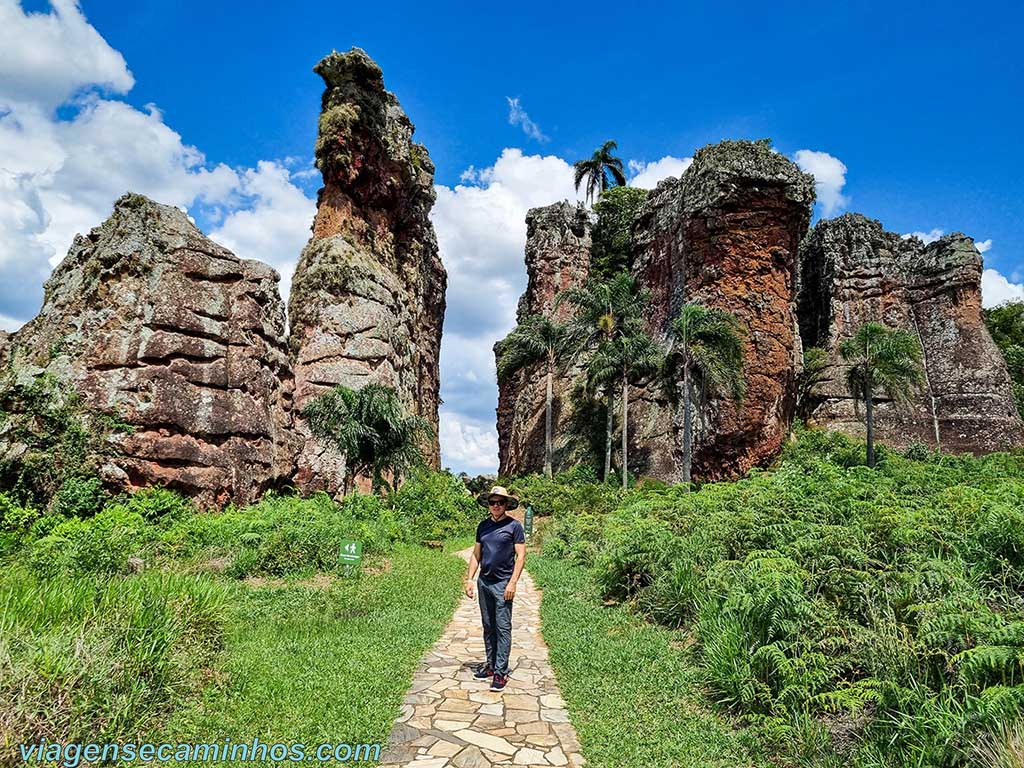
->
<box><xmin>288</xmin><ymin>47</ymin><xmax>446</xmax><ymax>494</ymax></box>
<box><xmin>0</xmin><ymin>194</ymin><xmax>296</xmax><ymax>507</ymax></box>
<box><xmin>797</xmin><ymin>214</ymin><xmax>1024</xmax><ymax>453</ymax></box>
<box><xmin>495</xmin><ymin>202</ymin><xmax>591</xmax><ymax>476</ymax></box>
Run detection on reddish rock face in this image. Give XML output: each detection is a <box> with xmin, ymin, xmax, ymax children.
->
<box><xmin>495</xmin><ymin>202</ymin><xmax>591</xmax><ymax>477</ymax></box>
<box><xmin>0</xmin><ymin>193</ymin><xmax>297</xmax><ymax>507</ymax></box>
<box><xmin>798</xmin><ymin>214</ymin><xmax>1024</xmax><ymax>453</ymax></box>
<box><xmin>630</xmin><ymin>140</ymin><xmax>815</xmax><ymax>481</ymax></box>
<box><xmin>289</xmin><ymin>48</ymin><xmax>446</xmax><ymax>494</ymax></box>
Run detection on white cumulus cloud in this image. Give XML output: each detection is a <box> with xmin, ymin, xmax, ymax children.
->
<box><xmin>0</xmin><ymin>0</ymin><xmax>315</xmax><ymax>331</ymax></box>
<box><xmin>793</xmin><ymin>149</ymin><xmax>849</xmax><ymax>217</ymax></box>
<box><xmin>432</xmin><ymin>148</ymin><xmax>584</xmax><ymax>472</ymax></box>
<box><xmin>627</xmin><ymin>155</ymin><xmax>693</xmax><ymax>189</ymax></box>
<box><xmin>0</xmin><ymin>0</ymin><xmax>134</xmax><ymax>109</ymax></box>
<box><xmin>982</xmin><ymin>269</ymin><xmax>1024</xmax><ymax>307</ymax></box>
<box><xmin>209</xmin><ymin>160</ymin><xmax>316</xmax><ymax>303</ymax></box>
<box><xmin>439</xmin><ymin>412</ymin><xmax>500</xmax><ymax>473</ymax></box>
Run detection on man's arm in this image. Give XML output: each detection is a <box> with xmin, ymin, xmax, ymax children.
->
<box><xmin>504</xmin><ymin>541</ymin><xmax>526</xmax><ymax>600</ymax></box>
<box><xmin>465</xmin><ymin>542</ymin><xmax>482</xmax><ymax>597</ymax></box>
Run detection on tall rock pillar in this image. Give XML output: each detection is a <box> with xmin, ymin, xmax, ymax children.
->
<box><xmin>631</xmin><ymin>139</ymin><xmax>816</xmax><ymax>481</ymax></box>
<box><xmin>289</xmin><ymin>48</ymin><xmax>446</xmax><ymax>493</ymax></box>
<box><xmin>495</xmin><ymin>202</ymin><xmax>591</xmax><ymax>477</ymax></box>
<box><xmin>797</xmin><ymin>214</ymin><xmax>1024</xmax><ymax>453</ymax></box>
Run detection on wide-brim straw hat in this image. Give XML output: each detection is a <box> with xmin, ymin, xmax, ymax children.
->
<box><xmin>476</xmin><ymin>485</ymin><xmax>520</xmax><ymax>510</ymax></box>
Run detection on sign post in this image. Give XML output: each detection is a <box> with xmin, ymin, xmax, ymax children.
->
<box><xmin>339</xmin><ymin>539</ymin><xmax>362</xmax><ymax>574</ymax></box>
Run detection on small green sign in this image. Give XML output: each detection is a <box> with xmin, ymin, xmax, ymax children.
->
<box><xmin>339</xmin><ymin>540</ymin><xmax>362</xmax><ymax>566</ymax></box>
<box><xmin>524</xmin><ymin>505</ymin><xmax>534</xmax><ymax>536</ymax></box>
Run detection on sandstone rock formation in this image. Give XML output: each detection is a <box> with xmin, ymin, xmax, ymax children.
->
<box><xmin>0</xmin><ymin>193</ymin><xmax>296</xmax><ymax>506</ymax></box>
<box><xmin>0</xmin><ymin>331</ymin><xmax>10</xmax><ymax>369</ymax></box>
<box><xmin>495</xmin><ymin>202</ymin><xmax>591</xmax><ymax>476</ymax></box>
<box><xmin>288</xmin><ymin>47</ymin><xmax>446</xmax><ymax>494</ymax></box>
<box><xmin>628</xmin><ymin>140</ymin><xmax>815</xmax><ymax>481</ymax></box>
<box><xmin>797</xmin><ymin>213</ymin><xmax>1024</xmax><ymax>453</ymax></box>
<box><xmin>496</xmin><ymin>141</ymin><xmax>816</xmax><ymax>482</ymax></box>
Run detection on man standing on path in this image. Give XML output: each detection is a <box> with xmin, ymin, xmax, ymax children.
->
<box><xmin>464</xmin><ymin>485</ymin><xmax>526</xmax><ymax>692</ymax></box>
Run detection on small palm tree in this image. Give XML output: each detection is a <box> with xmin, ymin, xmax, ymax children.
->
<box><xmin>558</xmin><ymin>271</ymin><xmax>650</xmax><ymax>482</ymax></box>
<box><xmin>573</xmin><ymin>140</ymin><xmax>627</xmax><ymax>205</ymax></box>
<box><xmin>662</xmin><ymin>303</ymin><xmax>747</xmax><ymax>486</ymax></box>
<box><xmin>796</xmin><ymin>346</ymin><xmax>830</xmax><ymax>422</ymax></box>
<box><xmin>496</xmin><ymin>315</ymin><xmax>571</xmax><ymax>478</ymax></box>
<box><xmin>839</xmin><ymin>322</ymin><xmax>924</xmax><ymax>467</ymax></box>
<box><xmin>586</xmin><ymin>331</ymin><xmax>663</xmax><ymax>489</ymax></box>
<box><xmin>303</xmin><ymin>383</ymin><xmax>432</xmax><ymax>494</ymax></box>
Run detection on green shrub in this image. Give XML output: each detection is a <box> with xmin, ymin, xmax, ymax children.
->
<box><xmin>161</xmin><ymin>492</ymin><xmax>405</xmax><ymax>578</ymax></box>
<box><xmin>28</xmin><ymin>505</ymin><xmax>155</xmax><ymax>576</ymax></box>
<box><xmin>536</xmin><ymin>425</ymin><xmax>1024</xmax><ymax>766</ymax></box>
<box><xmin>51</xmin><ymin>475</ymin><xmax>108</xmax><ymax>518</ymax></box>
<box><xmin>390</xmin><ymin>468</ymin><xmax>478</xmax><ymax>541</ymax></box>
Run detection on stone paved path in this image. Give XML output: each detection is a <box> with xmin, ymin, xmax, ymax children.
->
<box><xmin>379</xmin><ymin>549</ymin><xmax>585</xmax><ymax>768</ymax></box>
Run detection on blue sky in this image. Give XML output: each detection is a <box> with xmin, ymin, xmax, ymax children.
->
<box><xmin>1</xmin><ymin>0</ymin><xmax>1022</xmax><ymax>473</ymax></box>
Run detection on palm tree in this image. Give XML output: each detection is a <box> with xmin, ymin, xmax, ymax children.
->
<box><xmin>303</xmin><ymin>383</ymin><xmax>432</xmax><ymax>494</ymax></box>
<box><xmin>586</xmin><ymin>331</ymin><xmax>663</xmax><ymax>489</ymax></box>
<box><xmin>557</xmin><ymin>270</ymin><xmax>651</xmax><ymax>482</ymax></box>
<box><xmin>573</xmin><ymin>140</ymin><xmax>627</xmax><ymax>205</ymax></box>
<box><xmin>662</xmin><ymin>303</ymin><xmax>747</xmax><ymax>486</ymax></box>
<box><xmin>495</xmin><ymin>315</ymin><xmax>571</xmax><ymax>478</ymax></box>
<box><xmin>796</xmin><ymin>346</ymin><xmax>830</xmax><ymax>421</ymax></box>
<box><xmin>838</xmin><ymin>322</ymin><xmax>925</xmax><ymax>468</ymax></box>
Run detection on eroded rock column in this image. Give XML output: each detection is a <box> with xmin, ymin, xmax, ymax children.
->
<box><xmin>631</xmin><ymin>139</ymin><xmax>815</xmax><ymax>481</ymax></box>
<box><xmin>289</xmin><ymin>47</ymin><xmax>446</xmax><ymax>494</ymax></box>
<box><xmin>495</xmin><ymin>202</ymin><xmax>591</xmax><ymax>477</ymax></box>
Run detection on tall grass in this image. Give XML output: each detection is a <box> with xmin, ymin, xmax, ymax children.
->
<box><xmin>0</xmin><ymin>467</ymin><xmax>480</xmax><ymax>751</ymax></box>
<box><xmin>1</xmin><ymin>567</ymin><xmax>226</xmax><ymax>746</ymax></box>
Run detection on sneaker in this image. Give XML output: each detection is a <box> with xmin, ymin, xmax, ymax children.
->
<box><xmin>473</xmin><ymin>664</ymin><xmax>494</xmax><ymax>679</ymax></box>
<box><xmin>490</xmin><ymin>672</ymin><xmax>508</xmax><ymax>691</ymax></box>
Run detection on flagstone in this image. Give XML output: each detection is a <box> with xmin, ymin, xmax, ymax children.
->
<box><xmin>429</xmin><ymin>740</ymin><xmax>464</xmax><ymax>758</ymax></box>
<box><xmin>502</xmin><ymin>694</ymin><xmax>538</xmax><ymax>710</ymax></box>
<box><xmin>505</xmin><ymin>709</ymin><xmax>539</xmax><ymax>723</ymax></box>
<box><xmin>454</xmin><ymin>730</ymin><xmax>517</xmax><ymax>755</ymax></box>
<box><xmin>381</xmin><ymin>548</ymin><xmax>584</xmax><ymax>768</ymax></box>
<box><xmin>539</xmin><ymin>709</ymin><xmax>568</xmax><ymax>723</ymax></box>
<box><xmin>439</xmin><ymin>698</ymin><xmax>482</xmax><ymax>713</ymax></box>
<box><xmin>452</xmin><ymin>746</ymin><xmax>489</xmax><ymax>768</ymax></box>
<box><xmin>512</xmin><ymin>748</ymin><xmax>548</xmax><ymax>765</ymax></box>
<box><xmin>513</xmin><ymin>720</ymin><xmax>548</xmax><ymax>735</ymax></box>
<box><xmin>524</xmin><ymin>735</ymin><xmax>558</xmax><ymax>747</ymax></box>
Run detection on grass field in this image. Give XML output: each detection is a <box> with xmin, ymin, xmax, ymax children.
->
<box><xmin>158</xmin><ymin>544</ymin><xmax>466</xmax><ymax>763</ymax></box>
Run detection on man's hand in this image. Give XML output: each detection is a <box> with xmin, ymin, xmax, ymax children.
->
<box><xmin>465</xmin><ymin>579</ymin><xmax>475</xmax><ymax>598</ymax></box>
<box><xmin>504</xmin><ymin>580</ymin><xmax>517</xmax><ymax>600</ymax></box>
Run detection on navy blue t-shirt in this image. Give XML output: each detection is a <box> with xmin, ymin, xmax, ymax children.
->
<box><xmin>475</xmin><ymin>515</ymin><xmax>525</xmax><ymax>582</ymax></box>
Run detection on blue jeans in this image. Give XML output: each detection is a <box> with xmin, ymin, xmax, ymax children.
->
<box><xmin>478</xmin><ymin>577</ymin><xmax>513</xmax><ymax>675</ymax></box>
